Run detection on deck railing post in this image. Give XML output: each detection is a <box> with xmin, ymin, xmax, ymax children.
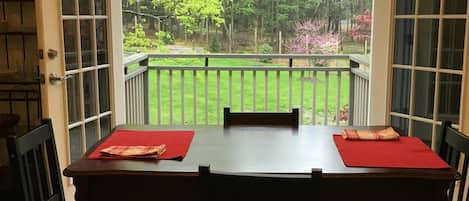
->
<box><xmin>139</xmin><ymin>58</ymin><xmax>150</xmax><ymax>124</ymax></box>
<box><xmin>349</xmin><ymin>58</ymin><xmax>359</xmax><ymax>126</ymax></box>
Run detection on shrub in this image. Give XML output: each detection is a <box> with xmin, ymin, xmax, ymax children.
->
<box><xmin>123</xmin><ymin>24</ymin><xmax>152</xmax><ymax>52</ymax></box>
<box><xmin>209</xmin><ymin>37</ymin><xmax>221</xmax><ymax>53</ymax></box>
<box><xmin>258</xmin><ymin>43</ymin><xmax>273</xmax><ymax>63</ymax></box>
<box><xmin>155</xmin><ymin>31</ymin><xmax>175</xmax><ymax>45</ymax></box>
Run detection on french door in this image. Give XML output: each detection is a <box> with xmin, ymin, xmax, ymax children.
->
<box><xmin>61</xmin><ymin>0</ymin><xmax>112</xmax><ymax>163</ymax></box>
<box><xmin>390</xmin><ymin>0</ymin><xmax>467</xmax><ymax>148</ymax></box>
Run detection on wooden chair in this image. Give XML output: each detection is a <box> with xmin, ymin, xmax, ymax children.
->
<box><xmin>198</xmin><ymin>164</ymin><xmax>321</xmax><ymax>201</ymax></box>
<box><xmin>223</xmin><ymin>107</ymin><xmax>299</xmax><ymax>128</ymax></box>
<box><xmin>6</xmin><ymin>119</ymin><xmax>65</xmax><ymax>201</ymax></box>
<box><xmin>438</xmin><ymin>121</ymin><xmax>468</xmax><ymax>201</ymax></box>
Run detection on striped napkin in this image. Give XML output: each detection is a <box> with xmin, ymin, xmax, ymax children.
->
<box><xmin>342</xmin><ymin>127</ymin><xmax>400</xmax><ymax>140</ymax></box>
<box><xmin>99</xmin><ymin>144</ymin><xmax>166</xmax><ymax>159</ymax></box>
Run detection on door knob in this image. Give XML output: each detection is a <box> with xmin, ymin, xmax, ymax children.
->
<box><xmin>49</xmin><ymin>73</ymin><xmax>72</xmax><ymax>85</ymax></box>
<box><xmin>48</xmin><ymin>49</ymin><xmax>58</xmax><ymax>59</ymax></box>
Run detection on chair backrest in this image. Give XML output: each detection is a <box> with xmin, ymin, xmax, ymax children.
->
<box><xmin>438</xmin><ymin>121</ymin><xmax>469</xmax><ymax>201</ymax></box>
<box><xmin>198</xmin><ymin>164</ymin><xmax>321</xmax><ymax>201</ymax></box>
<box><xmin>6</xmin><ymin>119</ymin><xmax>65</xmax><ymax>201</ymax></box>
<box><xmin>223</xmin><ymin>107</ymin><xmax>299</xmax><ymax>128</ymax></box>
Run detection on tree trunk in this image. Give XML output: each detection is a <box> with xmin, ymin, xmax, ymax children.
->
<box><xmin>254</xmin><ymin>19</ymin><xmax>258</xmax><ymax>53</ymax></box>
<box><xmin>206</xmin><ymin>19</ymin><xmax>210</xmax><ymax>46</ymax></box>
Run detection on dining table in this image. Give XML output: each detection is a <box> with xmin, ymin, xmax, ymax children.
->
<box><xmin>63</xmin><ymin>125</ymin><xmax>457</xmax><ymax>201</ymax></box>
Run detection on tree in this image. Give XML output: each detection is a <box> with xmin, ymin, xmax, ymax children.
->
<box><xmin>348</xmin><ymin>9</ymin><xmax>371</xmax><ymax>41</ymax></box>
<box><xmin>348</xmin><ymin>9</ymin><xmax>371</xmax><ymax>54</ymax></box>
<box><xmin>152</xmin><ymin>0</ymin><xmax>224</xmax><ymax>34</ymax></box>
<box><xmin>287</xmin><ymin>20</ymin><xmax>339</xmax><ymax>65</ymax></box>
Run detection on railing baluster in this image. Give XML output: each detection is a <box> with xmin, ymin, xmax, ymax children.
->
<box><xmin>169</xmin><ymin>70</ymin><xmax>173</xmax><ymax>125</ymax></box>
<box><xmin>157</xmin><ymin>70</ymin><xmax>161</xmax><ymax>125</ymax></box>
<box><xmin>241</xmin><ymin>70</ymin><xmax>244</xmax><ymax>112</ymax></box>
<box><xmin>229</xmin><ymin>70</ymin><xmax>232</xmax><ymax>107</ymax></box>
<box><xmin>128</xmin><ymin>79</ymin><xmax>132</xmax><ymax>123</ymax></box>
<box><xmin>217</xmin><ymin>70</ymin><xmax>221</xmax><ymax>125</ymax></box>
<box><xmin>357</xmin><ymin>77</ymin><xmax>362</xmax><ymax>125</ymax></box>
<box><xmin>353</xmin><ymin>77</ymin><xmax>358</xmax><ymax>125</ymax></box>
<box><xmin>138</xmin><ymin>76</ymin><xmax>142</xmax><ymax>123</ymax></box>
<box><xmin>360</xmin><ymin>78</ymin><xmax>364</xmax><ymax>125</ymax></box>
<box><xmin>364</xmin><ymin>78</ymin><xmax>368</xmax><ymax>125</ymax></box>
<box><xmin>324</xmin><ymin>72</ymin><xmax>329</xmax><ymax>125</ymax></box>
<box><xmin>205</xmin><ymin>69</ymin><xmax>209</xmax><ymax>125</ymax></box>
<box><xmin>193</xmin><ymin>70</ymin><xmax>197</xmax><ymax>125</ymax></box>
<box><xmin>253</xmin><ymin>70</ymin><xmax>256</xmax><ymax>112</ymax></box>
<box><xmin>288</xmin><ymin>58</ymin><xmax>293</xmax><ymax>111</ymax></box>
<box><xmin>181</xmin><ymin>70</ymin><xmax>185</xmax><ymax>125</ymax></box>
<box><xmin>365</xmin><ymin>79</ymin><xmax>369</xmax><ymax>124</ymax></box>
<box><xmin>336</xmin><ymin>72</ymin><xmax>341</xmax><ymax>126</ymax></box>
<box><xmin>264</xmin><ymin>70</ymin><xmax>268</xmax><ymax>111</ymax></box>
<box><xmin>361</xmin><ymin>78</ymin><xmax>364</xmax><ymax>125</ymax></box>
<box><xmin>125</xmin><ymin>82</ymin><xmax>129</xmax><ymax>123</ymax></box>
<box><xmin>137</xmin><ymin>76</ymin><xmax>143</xmax><ymax>124</ymax></box>
<box><xmin>312</xmin><ymin>71</ymin><xmax>317</xmax><ymax>125</ymax></box>
<box><xmin>131</xmin><ymin>78</ymin><xmax>136</xmax><ymax>124</ymax></box>
<box><xmin>300</xmin><ymin>71</ymin><xmax>304</xmax><ymax>124</ymax></box>
<box><xmin>276</xmin><ymin>70</ymin><xmax>280</xmax><ymax>112</ymax></box>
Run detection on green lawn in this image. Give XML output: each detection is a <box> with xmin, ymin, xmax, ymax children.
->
<box><xmin>141</xmin><ymin>58</ymin><xmax>350</xmax><ymax>125</ymax></box>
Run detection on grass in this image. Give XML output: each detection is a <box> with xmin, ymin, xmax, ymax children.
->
<box><xmin>139</xmin><ymin>57</ymin><xmax>351</xmax><ymax>125</ymax></box>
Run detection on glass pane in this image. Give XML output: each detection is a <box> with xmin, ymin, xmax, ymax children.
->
<box><xmin>391</xmin><ymin>68</ymin><xmax>411</xmax><ymax>114</ymax></box>
<box><xmin>393</xmin><ymin>19</ymin><xmax>414</xmax><ymax>65</ymax></box>
<box><xmin>396</xmin><ymin>0</ymin><xmax>415</xmax><ymax>15</ymax></box>
<box><xmin>391</xmin><ymin>116</ymin><xmax>409</xmax><ymax>136</ymax></box>
<box><xmin>100</xmin><ymin>115</ymin><xmax>111</xmax><ymax>138</ymax></box>
<box><xmin>419</xmin><ymin>0</ymin><xmax>440</xmax><ymax>14</ymax></box>
<box><xmin>69</xmin><ymin>126</ymin><xmax>83</xmax><ymax>162</ymax></box>
<box><xmin>412</xmin><ymin>120</ymin><xmax>433</xmax><ymax>147</ymax></box>
<box><xmin>445</xmin><ymin>0</ymin><xmax>467</xmax><ymax>14</ymax></box>
<box><xmin>79</xmin><ymin>0</ymin><xmax>92</xmax><ymax>15</ymax></box>
<box><xmin>438</xmin><ymin>73</ymin><xmax>462</xmax><ymax>123</ymax></box>
<box><xmin>62</xmin><ymin>0</ymin><xmax>75</xmax><ymax>15</ymax></box>
<box><xmin>85</xmin><ymin>120</ymin><xmax>97</xmax><ymax>149</ymax></box>
<box><xmin>441</xmin><ymin>19</ymin><xmax>465</xmax><ymax>70</ymax></box>
<box><xmin>416</xmin><ymin>19</ymin><xmax>438</xmax><ymax>67</ymax></box>
<box><xmin>67</xmin><ymin>74</ymin><xmax>81</xmax><ymax>124</ymax></box>
<box><xmin>80</xmin><ymin>20</ymin><xmax>94</xmax><ymax>67</ymax></box>
<box><xmin>95</xmin><ymin>0</ymin><xmax>106</xmax><ymax>15</ymax></box>
<box><xmin>83</xmin><ymin>71</ymin><xmax>97</xmax><ymax>118</ymax></box>
<box><xmin>413</xmin><ymin>71</ymin><xmax>435</xmax><ymax>119</ymax></box>
<box><xmin>98</xmin><ymin>68</ymin><xmax>110</xmax><ymax>112</ymax></box>
<box><xmin>63</xmin><ymin>20</ymin><xmax>78</xmax><ymax>70</ymax></box>
<box><xmin>96</xmin><ymin>19</ymin><xmax>108</xmax><ymax>65</ymax></box>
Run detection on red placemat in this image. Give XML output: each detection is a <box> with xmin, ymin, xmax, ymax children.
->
<box><xmin>88</xmin><ymin>130</ymin><xmax>195</xmax><ymax>160</ymax></box>
<box><xmin>333</xmin><ymin>134</ymin><xmax>449</xmax><ymax>169</ymax></box>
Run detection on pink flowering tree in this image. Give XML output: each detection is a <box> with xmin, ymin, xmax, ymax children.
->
<box><xmin>349</xmin><ymin>10</ymin><xmax>372</xmax><ymax>53</ymax></box>
<box><xmin>287</xmin><ymin>20</ymin><xmax>339</xmax><ymax>66</ymax></box>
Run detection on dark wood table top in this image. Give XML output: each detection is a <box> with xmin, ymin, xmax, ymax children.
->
<box><xmin>63</xmin><ymin>125</ymin><xmax>457</xmax><ymax>180</ymax></box>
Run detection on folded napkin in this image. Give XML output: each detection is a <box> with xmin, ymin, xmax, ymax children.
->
<box><xmin>99</xmin><ymin>144</ymin><xmax>166</xmax><ymax>159</ymax></box>
<box><xmin>342</xmin><ymin>127</ymin><xmax>399</xmax><ymax>140</ymax></box>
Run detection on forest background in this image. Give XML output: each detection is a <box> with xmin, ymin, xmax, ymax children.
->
<box><xmin>122</xmin><ymin>0</ymin><xmax>372</xmax><ymax>55</ymax></box>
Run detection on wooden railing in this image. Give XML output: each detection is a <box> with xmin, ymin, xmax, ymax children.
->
<box><xmin>124</xmin><ymin>54</ymin><xmax>370</xmax><ymax>126</ymax></box>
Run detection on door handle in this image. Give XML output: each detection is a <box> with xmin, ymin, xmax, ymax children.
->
<box><xmin>49</xmin><ymin>73</ymin><xmax>72</xmax><ymax>85</ymax></box>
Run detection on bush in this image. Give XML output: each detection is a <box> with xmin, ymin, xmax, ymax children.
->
<box><xmin>155</xmin><ymin>31</ymin><xmax>175</xmax><ymax>45</ymax></box>
<box><xmin>209</xmin><ymin>37</ymin><xmax>221</xmax><ymax>53</ymax></box>
<box><xmin>258</xmin><ymin>43</ymin><xmax>273</xmax><ymax>63</ymax></box>
<box><xmin>123</xmin><ymin>24</ymin><xmax>152</xmax><ymax>52</ymax></box>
